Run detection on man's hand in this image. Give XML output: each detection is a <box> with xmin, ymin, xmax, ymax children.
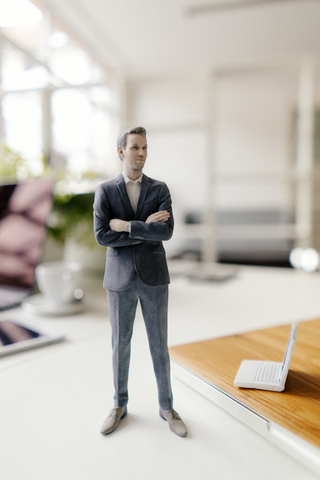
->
<box><xmin>109</xmin><ymin>219</ymin><xmax>129</xmax><ymax>232</ymax></box>
<box><xmin>146</xmin><ymin>211</ymin><xmax>170</xmax><ymax>224</ymax></box>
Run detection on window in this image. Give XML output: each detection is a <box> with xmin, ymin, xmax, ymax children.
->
<box><xmin>2</xmin><ymin>91</ymin><xmax>43</xmax><ymax>175</ymax></box>
<box><xmin>0</xmin><ymin>2</ymin><xmax>117</xmax><ymax>181</ymax></box>
<box><xmin>51</xmin><ymin>87</ymin><xmax>111</xmax><ymax>175</ymax></box>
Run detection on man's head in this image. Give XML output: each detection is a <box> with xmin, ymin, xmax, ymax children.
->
<box><xmin>117</xmin><ymin>126</ymin><xmax>148</xmax><ymax>179</ymax></box>
<box><xmin>117</xmin><ymin>126</ymin><xmax>147</xmax><ymax>161</ymax></box>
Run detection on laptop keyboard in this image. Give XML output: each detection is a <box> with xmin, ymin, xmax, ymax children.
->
<box><xmin>254</xmin><ymin>362</ymin><xmax>281</xmax><ymax>383</ymax></box>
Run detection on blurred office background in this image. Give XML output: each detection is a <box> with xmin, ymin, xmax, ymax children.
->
<box><xmin>1</xmin><ymin>0</ymin><xmax>320</xmax><ymax>269</ymax></box>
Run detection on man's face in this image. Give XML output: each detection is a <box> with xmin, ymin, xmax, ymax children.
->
<box><xmin>118</xmin><ymin>134</ymin><xmax>148</xmax><ymax>174</ymax></box>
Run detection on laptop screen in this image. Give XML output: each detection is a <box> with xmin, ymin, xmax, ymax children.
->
<box><xmin>0</xmin><ymin>178</ymin><xmax>54</xmax><ymax>290</ymax></box>
<box><xmin>279</xmin><ymin>322</ymin><xmax>298</xmax><ymax>378</ymax></box>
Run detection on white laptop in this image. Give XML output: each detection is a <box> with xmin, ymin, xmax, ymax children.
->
<box><xmin>171</xmin><ymin>321</ymin><xmax>320</xmax><ymax>474</ymax></box>
<box><xmin>234</xmin><ymin>322</ymin><xmax>298</xmax><ymax>392</ymax></box>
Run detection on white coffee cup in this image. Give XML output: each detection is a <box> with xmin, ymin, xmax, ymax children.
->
<box><xmin>35</xmin><ymin>261</ymin><xmax>82</xmax><ymax>306</ymax></box>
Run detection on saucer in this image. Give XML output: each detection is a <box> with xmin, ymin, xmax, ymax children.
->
<box><xmin>21</xmin><ymin>294</ymin><xmax>84</xmax><ymax>316</ymax></box>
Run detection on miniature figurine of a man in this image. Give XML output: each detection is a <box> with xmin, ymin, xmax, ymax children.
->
<box><xmin>94</xmin><ymin>126</ymin><xmax>187</xmax><ymax>437</ymax></box>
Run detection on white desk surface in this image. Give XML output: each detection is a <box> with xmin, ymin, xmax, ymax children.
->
<box><xmin>1</xmin><ymin>263</ymin><xmax>320</xmax><ymax>480</ymax></box>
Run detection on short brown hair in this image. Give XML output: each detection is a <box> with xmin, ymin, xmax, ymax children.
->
<box><xmin>117</xmin><ymin>126</ymin><xmax>147</xmax><ymax>160</ymax></box>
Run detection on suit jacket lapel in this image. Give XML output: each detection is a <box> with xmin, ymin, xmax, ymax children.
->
<box><xmin>116</xmin><ymin>174</ymin><xmax>135</xmax><ymax>219</ymax></box>
<box><xmin>135</xmin><ymin>175</ymin><xmax>150</xmax><ymax>219</ymax></box>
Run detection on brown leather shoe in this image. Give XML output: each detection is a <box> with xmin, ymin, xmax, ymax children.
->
<box><xmin>100</xmin><ymin>406</ymin><xmax>127</xmax><ymax>435</ymax></box>
<box><xmin>159</xmin><ymin>408</ymin><xmax>188</xmax><ymax>437</ymax></box>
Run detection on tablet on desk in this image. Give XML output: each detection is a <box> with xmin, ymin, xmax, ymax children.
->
<box><xmin>0</xmin><ymin>318</ymin><xmax>65</xmax><ymax>357</ymax></box>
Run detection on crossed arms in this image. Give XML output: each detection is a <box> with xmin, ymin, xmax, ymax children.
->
<box><xmin>94</xmin><ymin>183</ymin><xmax>174</xmax><ymax>248</ymax></box>
<box><xmin>109</xmin><ymin>211</ymin><xmax>170</xmax><ymax>233</ymax></box>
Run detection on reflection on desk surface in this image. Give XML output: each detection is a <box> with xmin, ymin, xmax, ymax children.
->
<box><xmin>0</xmin><ymin>319</ymin><xmax>40</xmax><ymax>346</ymax></box>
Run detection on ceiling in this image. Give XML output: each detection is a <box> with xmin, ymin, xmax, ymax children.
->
<box><xmin>42</xmin><ymin>0</ymin><xmax>320</xmax><ymax>74</ymax></box>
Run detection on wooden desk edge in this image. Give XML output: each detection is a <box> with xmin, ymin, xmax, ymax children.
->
<box><xmin>169</xmin><ymin>319</ymin><xmax>320</xmax><ymax>452</ymax></box>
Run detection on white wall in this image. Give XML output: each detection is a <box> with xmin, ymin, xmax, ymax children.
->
<box><xmin>126</xmin><ymin>73</ymin><xmax>207</xmax><ymax>212</ymax></box>
<box><xmin>123</xmin><ymin>65</ymin><xmax>317</xmax><ymax>257</ymax></box>
<box><xmin>215</xmin><ymin>68</ymin><xmax>299</xmax><ymax>211</ymax></box>
<box><xmin>126</xmin><ymin>67</ymin><xmax>300</xmax><ymax>209</ymax></box>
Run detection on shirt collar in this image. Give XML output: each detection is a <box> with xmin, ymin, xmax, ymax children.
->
<box><xmin>122</xmin><ymin>172</ymin><xmax>143</xmax><ymax>184</ymax></box>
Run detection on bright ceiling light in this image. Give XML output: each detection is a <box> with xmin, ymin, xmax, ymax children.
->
<box><xmin>0</xmin><ymin>0</ymin><xmax>43</xmax><ymax>28</ymax></box>
<box><xmin>48</xmin><ymin>31</ymin><xmax>69</xmax><ymax>49</ymax></box>
<box><xmin>289</xmin><ymin>247</ymin><xmax>303</xmax><ymax>269</ymax></box>
<box><xmin>186</xmin><ymin>0</ymin><xmax>320</xmax><ymax>16</ymax></box>
<box><xmin>289</xmin><ymin>247</ymin><xmax>320</xmax><ymax>272</ymax></box>
<box><xmin>300</xmin><ymin>248</ymin><xmax>319</xmax><ymax>273</ymax></box>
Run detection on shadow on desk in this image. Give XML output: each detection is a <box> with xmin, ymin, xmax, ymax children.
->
<box><xmin>286</xmin><ymin>371</ymin><xmax>320</xmax><ymax>400</ymax></box>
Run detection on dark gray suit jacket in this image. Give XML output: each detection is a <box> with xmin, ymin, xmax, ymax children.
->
<box><xmin>94</xmin><ymin>173</ymin><xmax>173</xmax><ymax>291</ymax></box>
